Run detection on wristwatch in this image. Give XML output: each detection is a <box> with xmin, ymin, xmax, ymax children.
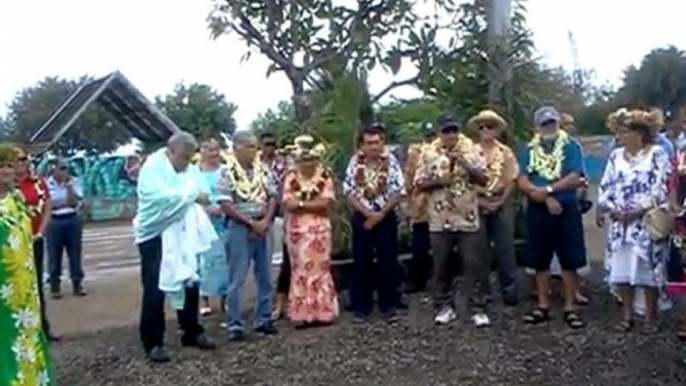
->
<box><xmin>545</xmin><ymin>185</ymin><xmax>554</xmax><ymax>194</ymax></box>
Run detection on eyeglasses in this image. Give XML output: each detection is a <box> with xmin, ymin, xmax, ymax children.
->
<box><xmin>440</xmin><ymin>126</ymin><xmax>459</xmax><ymax>134</ymax></box>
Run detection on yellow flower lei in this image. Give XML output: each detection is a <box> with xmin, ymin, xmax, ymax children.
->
<box><xmin>224</xmin><ymin>154</ymin><xmax>269</xmax><ymax>203</ymax></box>
<box><xmin>527</xmin><ymin>130</ymin><xmax>569</xmax><ymax>180</ymax></box>
<box><xmin>426</xmin><ymin>134</ymin><xmax>476</xmax><ymax>198</ymax></box>
<box><xmin>484</xmin><ymin>142</ymin><xmax>505</xmax><ymax>192</ymax></box>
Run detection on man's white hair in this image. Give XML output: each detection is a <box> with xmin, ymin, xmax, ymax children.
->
<box><xmin>167</xmin><ymin>131</ymin><xmax>198</xmax><ymax>153</ymax></box>
<box><xmin>232</xmin><ymin>131</ymin><xmax>257</xmax><ymax>149</ymax></box>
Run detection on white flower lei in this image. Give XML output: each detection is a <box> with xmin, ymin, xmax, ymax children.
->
<box><xmin>527</xmin><ymin>130</ymin><xmax>569</xmax><ymax>180</ymax></box>
<box><xmin>223</xmin><ymin>154</ymin><xmax>269</xmax><ymax>203</ymax></box>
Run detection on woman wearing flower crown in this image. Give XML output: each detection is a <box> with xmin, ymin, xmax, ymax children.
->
<box><xmin>518</xmin><ymin>106</ymin><xmax>587</xmax><ymax>329</ymax></box>
<box><xmin>0</xmin><ymin>144</ymin><xmax>55</xmax><ymax>385</ymax></box>
<box><xmin>598</xmin><ymin>108</ymin><xmax>672</xmax><ymax>334</ymax></box>
<box><xmin>281</xmin><ymin>135</ymin><xmax>339</xmax><ymax>326</ymax></box>
<box><xmin>469</xmin><ymin>110</ymin><xmax>520</xmax><ymax>306</ymax></box>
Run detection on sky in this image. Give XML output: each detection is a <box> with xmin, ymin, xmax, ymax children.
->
<box><xmin>0</xmin><ymin>0</ymin><xmax>684</xmax><ymax>132</ymax></box>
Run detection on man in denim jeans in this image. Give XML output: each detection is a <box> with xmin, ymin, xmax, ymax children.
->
<box><xmin>220</xmin><ymin>131</ymin><xmax>278</xmax><ymax>342</ymax></box>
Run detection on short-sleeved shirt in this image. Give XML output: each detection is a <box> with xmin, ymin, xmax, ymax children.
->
<box><xmin>414</xmin><ymin>136</ymin><xmax>486</xmax><ymax>233</ymax></box>
<box><xmin>342</xmin><ymin>152</ymin><xmax>406</xmax><ymax>212</ymax></box>
<box><xmin>17</xmin><ymin>176</ymin><xmax>51</xmax><ymax>234</ymax></box>
<box><xmin>474</xmin><ymin>141</ymin><xmax>519</xmax><ymax>196</ymax></box>
<box><xmin>218</xmin><ymin>162</ymin><xmax>278</xmax><ymax>219</ymax></box>
<box><xmin>518</xmin><ymin>134</ymin><xmax>584</xmax><ymax>202</ymax></box>
<box><xmin>406</xmin><ymin>143</ymin><xmax>429</xmax><ymax>223</ymax></box>
<box><xmin>47</xmin><ymin>176</ymin><xmax>83</xmax><ymax>215</ymax></box>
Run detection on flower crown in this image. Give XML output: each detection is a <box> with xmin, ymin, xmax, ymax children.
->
<box><xmin>606</xmin><ymin>107</ymin><xmax>664</xmax><ymax>133</ymax></box>
<box><xmin>284</xmin><ymin>135</ymin><xmax>327</xmax><ymax>161</ymax></box>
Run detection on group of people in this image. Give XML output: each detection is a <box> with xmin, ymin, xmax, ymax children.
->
<box><xmin>2</xmin><ymin>101</ymin><xmax>685</xmax><ymax>383</ymax></box>
<box><xmin>130</xmin><ymin>103</ymin><xmax>686</xmax><ymax>365</ymax></box>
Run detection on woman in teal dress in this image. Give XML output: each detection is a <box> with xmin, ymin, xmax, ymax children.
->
<box><xmin>0</xmin><ymin>144</ymin><xmax>54</xmax><ymax>386</ymax></box>
<box><xmin>197</xmin><ymin>138</ymin><xmax>229</xmax><ymax>316</ymax></box>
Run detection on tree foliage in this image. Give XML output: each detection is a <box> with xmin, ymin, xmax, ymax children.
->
<box><xmin>155</xmin><ymin>82</ymin><xmax>238</xmax><ymax>143</ymax></box>
<box><xmin>208</xmin><ymin>0</ymin><xmax>441</xmax><ymax>124</ymax></box>
<box><xmin>615</xmin><ymin>46</ymin><xmax>686</xmax><ymax>114</ymax></box>
<box><xmin>4</xmin><ymin>76</ymin><xmax>131</xmax><ymax>156</ymax></box>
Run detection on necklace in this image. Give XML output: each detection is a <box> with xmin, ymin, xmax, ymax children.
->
<box><xmin>287</xmin><ymin>166</ymin><xmax>331</xmax><ymax>201</ymax></box>
<box><xmin>427</xmin><ymin>134</ymin><xmax>475</xmax><ymax>199</ymax></box>
<box><xmin>527</xmin><ymin>130</ymin><xmax>569</xmax><ymax>180</ymax></box>
<box><xmin>481</xmin><ymin>141</ymin><xmax>505</xmax><ymax>192</ymax></box>
<box><xmin>30</xmin><ymin>176</ymin><xmax>46</xmax><ymax>218</ymax></box>
<box><xmin>224</xmin><ymin>154</ymin><xmax>269</xmax><ymax>203</ymax></box>
<box><xmin>354</xmin><ymin>151</ymin><xmax>389</xmax><ymax>199</ymax></box>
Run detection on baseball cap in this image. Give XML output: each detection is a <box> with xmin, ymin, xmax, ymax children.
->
<box><xmin>436</xmin><ymin>113</ymin><xmax>460</xmax><ymax>132</ymax></box>
<box><xmin>534</xmin><ymin>106</ymin><xmax>561</xmax><ymax>127</ymax></box>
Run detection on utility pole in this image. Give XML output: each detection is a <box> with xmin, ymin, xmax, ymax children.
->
<box><xmin>486</xmin><ymin>0</ymin><xmax>513</xmax><ymax>105</ymax></box>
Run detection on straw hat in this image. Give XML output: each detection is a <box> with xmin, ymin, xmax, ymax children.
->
<box><xmin>467</xmin><ymin>110</ymin><xmax>507</xmax><ymax>131</ymax></box>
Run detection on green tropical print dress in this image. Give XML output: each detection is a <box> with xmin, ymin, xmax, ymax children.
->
<box><xmin>0</xmin><ymin>191</ymin><xmax>54</xmax><ymax>386</ymax></box>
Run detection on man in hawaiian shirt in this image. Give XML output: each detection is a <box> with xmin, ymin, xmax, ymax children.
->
<box><xmin>414</xmin><ymin>113</ymin><xmax>491</xmax><ymax>327</ymax></box>
<box><xmin>518</xmin><ymin>106</ymin><xmax>586</xmax><ymax>329</ymax></box>
<box><xmin>343</xmin><ymin>123</ymin><xmax>406</xmax><ymax>324</ymax></box>
<box><xmin>221</xmin><ymin>131</ymin><xmax>279</xmax><ymax>341</ymax></box>
<box><xmin>404</xmin><ymin>122</ymin><xmax>436</xmax><ymax>294</ymax></box>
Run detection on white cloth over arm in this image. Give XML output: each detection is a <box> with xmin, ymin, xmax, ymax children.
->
<box><xmin>160</xmin><ymin>204</ymin><xmax>218</xmax><ymax>309</ymax></box>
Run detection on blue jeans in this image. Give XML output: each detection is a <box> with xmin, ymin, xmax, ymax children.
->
<box><xmin>225</xmin><ymin>221</ymin><xmax>273</xmax><ymax>332</ymax></box>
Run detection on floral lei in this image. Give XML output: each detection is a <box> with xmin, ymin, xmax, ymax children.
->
<box><xmin>354</xmin><ymin>151</ymin><xmax>389</xmax><ymax>199</ymax></box>
<box><xmin>287</xmin><ymin>166</ymin><xmax>332</xmax><ymax>201</ymax></box>
<box><xmin>484</xmin><ymin>142</ymin><xmax>505</xmax><ymax>192</ymax></box>
<box><xmin>527</xmin><ymin>130</ymin><xmax>569</xmax><ymax>180</ymax></box>
<box><xmin>224</xmin><ymin>154</ymin><xmax>269</xmax><ymax>203</ymax></box>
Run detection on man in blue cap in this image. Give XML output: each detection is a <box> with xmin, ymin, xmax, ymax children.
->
<box><xmin>518</xmin><ymin>105</ymin><xmax>586</xmax><ymax>329</ymax></box>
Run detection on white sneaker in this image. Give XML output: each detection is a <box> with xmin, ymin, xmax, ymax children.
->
<box><xmin>200</xmin><ymin>307</ymin><xmax>212</xmax><ymax>316</ymax></box>
<box><xmin>434</xmin><ymin>307</ymin><xmax>457</xmax><ymax>325</ymax></box>
<box><xmin>471</xmin><ymin>312</ymin><xmax>491</xmax><ymax>328</ymax></box>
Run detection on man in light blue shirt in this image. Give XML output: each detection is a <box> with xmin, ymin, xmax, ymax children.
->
<box><xmin>46</xmin><ymin>158</ymin><xmax>86</xmax><ymax>299</ymax></box>
<box><xmin>135</xmin><ymin>131</ymin><xmax>217</xmax><ymax>363</ymax></box>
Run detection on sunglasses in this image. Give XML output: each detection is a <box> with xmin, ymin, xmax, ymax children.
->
<box><xmin>478</xmin><ymin>125</ymin><xmax>495</xmax><ymax>131</ymax></box>
<box><xmin>263</xmin><ymin>141</ymin><xmax>277</xmax><ymax>147</ymax></box>
<box><xmin>17</xmin><ymin>156</ymin><xmax>28</xmax><ymax>162</ymax></box>
<box><xmin>57</xmin><ymin>165</ymin><xmax>68</xmax><ymax>170</ymax></box>
<box><xmin>440</xmin><ymin>126</ymin><xmax>459</xmax><ymax>134</ymax></box>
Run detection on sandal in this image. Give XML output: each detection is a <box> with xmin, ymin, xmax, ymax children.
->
<box><xmin>641</xmin><ymin>322</ymin><xmax>659</xmax><ymax>335</ymax></box>
<box><xmin>615</xmin><ymin>319</ymin><xmax>634</xmax><ymax>333</ymax></box>
<box><xmin>574</xmin><ymin>292</ymin><xmax>589</xmax><ymax>306</ymax></box>
<box><xmin>563</xmin><ymin>311</ymin><xmax>585</xmax><ymax>329</ymax></box>
<box><xmin>523</xmin><ymin>307</ymin><xmax>550</xmax><ymax>325</ymax></box>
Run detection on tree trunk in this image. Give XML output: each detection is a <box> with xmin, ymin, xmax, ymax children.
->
<box><xmin>289</xmin><ymin>73</ymin><xmax>311</xmax><ymax>130</ymax></box>
<box><xmin>486</xmin><ymin>0</ymin><xmax>513</xmax><ymax>106</ymax></box>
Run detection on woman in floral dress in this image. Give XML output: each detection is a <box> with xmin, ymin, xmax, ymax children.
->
<box><xmin>0</xmin><ymin>144</ymin><xmax>54</xmax><ymax>386</ymax></box>
<box><xmin>282</xmin><ymin>135</ymin><xmax>339</xmax><ymax>327</ymax></box>
<box><xmin>598</xmin><ymin>108</ymin><xmax>671</xmax><ymax>334</ymax></box>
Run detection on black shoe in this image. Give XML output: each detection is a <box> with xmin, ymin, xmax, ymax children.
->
<box><xmin>254</xmin><ymin>322</ymin><xmax>278</xmax><ymax>336</ymax></box>
<box><xmin>228</xmin><ymin>330</ymin><xmax>245</xmax><ymax>342</ymax></box>
<box><xmin>383</xmin><ymin>310</ymin><xmax>399</xmax><ymax>325</ymax></box>
<box><xmin>73</xmin><ymin>285</ymin><xmax>87</xmax><ymax>297</ymax></box>
<box><xmin>50</xmin><ymin>286</ymin><xmax>62</xmax><ymax>300</ymax></box>
<box><xmin>147</xmin><ymin>346</ymin><xmax>171</xmax><ymax>363</ymax></box>
<box><xmin>182</xmin><ymin>334</ymin><xmax>217</xmax><ymax>350</ymax></box>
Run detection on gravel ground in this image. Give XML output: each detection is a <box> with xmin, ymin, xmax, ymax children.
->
<box><xmin>52</xmin><ymin>269</ymin><xmax>686</xmax><ymax>386</ymax></box>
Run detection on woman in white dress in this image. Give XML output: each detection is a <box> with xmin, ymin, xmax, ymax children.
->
<box><xmin>598</xmin><ymin>108</ymin><xmax>671</xmax><ymax>334</ymax></box>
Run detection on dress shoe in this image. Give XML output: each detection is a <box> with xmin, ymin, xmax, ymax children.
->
<box><xmin>182</xmin><ymin>334</ymin><xmax>217</xmax><ymax>350</ymax></box>
<box><xmin>73</xmin><ymin>285</ymin><xmax>87</xmax><ymax>297</ymax></box>
<box><xmin>147</xmin><ymin>346</ymin><xmax>171</xmax><ymax>363</ymax></box>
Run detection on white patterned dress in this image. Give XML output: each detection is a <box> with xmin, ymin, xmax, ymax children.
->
<box><xmin>598</xmin><ymin>145</ymin><xmax>672</xmax><ymax>313</ymax></box>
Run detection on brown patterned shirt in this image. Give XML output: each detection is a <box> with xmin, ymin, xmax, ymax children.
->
<box><xmin>406</xmin><ymin>143</ymin><xmax>429</xmax><ymax>224</ymax></box>
<box><xmin>414</xmin><ymin>136</ymin><xmax>486</xmax><ymax>233</ymax></box>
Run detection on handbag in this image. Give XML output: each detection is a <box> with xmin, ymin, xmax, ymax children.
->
<box><xmin>644</xmin><ymin>206</ymin><xmax>674</xmax><ymax>241</ymax></box>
